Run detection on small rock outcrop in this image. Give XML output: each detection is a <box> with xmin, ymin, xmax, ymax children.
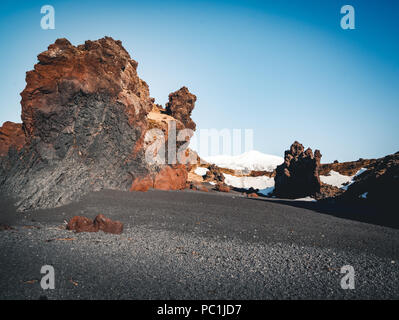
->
<box><xmin>0</xmin><ymin>37</ymin><xmax>197</xmax><ymax>211</ymax></box>
<box><xmin>189</xmin><ymin>182</ymin><xmax>209</xmax><ymax>192</ymax></box>
<box><xmin>66</xmin><ymin>214</ymin><xmax>123</xmax><ymax>234</ymax></box>
<box><xmin>247</xmin><ymin>192</ymin><xmax>259</xmax><ymax>198</ymax></box>
<box><xmin>204</xmin><ymin>164</ymin><xmax>225</xmax><ymax>184</ymax></box>
<box><xmin>274</xmin><ymin>141</ymin><xmax>322</xmax><ymax>198</ymax></box>
<box><xmin>130</xmin><ymin>164</ymin><xmax>188</xmax><ymax>192</ymax></box>
<box><xmin>0</xmin><ymin>224</ymin><xmax>13</xmax><ymax>231</ymax></box>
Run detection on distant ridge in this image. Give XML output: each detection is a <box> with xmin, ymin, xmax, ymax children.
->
<box><xmin>202</xmin><ymin>150</ymin><xmax>283</xmax><ymax>172</ymax></box>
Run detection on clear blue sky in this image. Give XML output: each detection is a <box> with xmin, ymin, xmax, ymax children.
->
<box><xmin>0</xmin><ymin>0</ymin><xmax>398</xmax><ymax>162</ymax></box>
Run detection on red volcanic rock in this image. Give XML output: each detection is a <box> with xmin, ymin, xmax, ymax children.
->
<box><xmin>215</xmin><ymin>183</ymin><xmax>230</xmax><ymax>193</ymax></box>
<box><xmin>247</xmin><ymin>192</ymin><xmax>259</xmax><ymax>198</ymax></box>
<box><xmin>130</xmin><ymin>165</ymin><xmax>188</xmax><ymax>191</ymax></box>
<box><xmin>130</xmin><ymin>175</ymin><xmax>153</xmax><ymax>192</ymax></box>
<box><xmin>67</xmin><ymin>214</ymin><xmax>123</xmax><ymax>234</ymax></box>
<box><xmin>0</xmin><ymin>122</ymin><xmax>25</xmax><ymax>157</ymax></box>
<box><xmin>153</xmin><ymin>165</ymin><xmax>188</xmax><ymax>190</ymax></box>
<box><xmin>21</xmin><ymin>37</ymin><xmax>152</xmax><ymax>141</ymax></box>
<box><xmin>93</xmin><ymin>214</ymin><xmax>123</xmax><ymax>234</ymax></box>
<box><xmin>274</xmin><ymin>141</ymin><xmax>322</xmax><ymax>198</ymax></box>
<box><xmin>0</xmin><ymin>37</ymin><xmax>197</xmax><ymax>211</ymax></box>
<box><xmin>165</xmin><ymin>87</ymin><xmax>197</xmax><ymax>131</ymax></box>
<box><xmin>66</xmin><ymin>216</ymin><xmax>98</xmax><ymax>233</ymax></box>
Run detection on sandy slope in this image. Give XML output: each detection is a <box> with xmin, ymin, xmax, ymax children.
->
<box><xmin>0</xmin><ymin>189</ymin><xmax>398</xmax><ymax>299</ymax></box>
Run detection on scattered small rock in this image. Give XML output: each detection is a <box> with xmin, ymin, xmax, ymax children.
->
<box><xmin>23</xmin><ymin>279</ymin><xmax>38</xmax><ymax>284</ymax></box>
<box><xmin>0</xmin><ymin>224</ymin><xmax>13</xmax><ymax>231</ymax></box>
<box><xmin>190</xmin><ymin>182</ymin><xmax>209</xmax><ymax>192</ymax></box>
<box><xmin>69</xmin><ymin>279</ymin><xmax>79</xmax><ymax>286</ymax></box>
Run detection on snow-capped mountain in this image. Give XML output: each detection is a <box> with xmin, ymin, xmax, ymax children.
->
<box><xmin>197</xmin><ymin>150</ymin><xmax>283</xmax><ymax>196</ymax></box>
<box><xmin>202</xmin><ymin>150</ymin><xmax>283</xmax><ymax>172</ymax></box>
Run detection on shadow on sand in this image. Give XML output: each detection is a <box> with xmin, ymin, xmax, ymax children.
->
<box><xmin>248</xmin><ymin>196</ymin><xmax>399</xmax><ymax>230</ymax></box>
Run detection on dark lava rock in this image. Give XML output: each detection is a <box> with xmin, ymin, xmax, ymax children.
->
<box><xmin>274</xmin><ymin>141</ymin><xmax>322</xmax><ymax>198</ymax></box>
<box><xmin>338</xmin><ymin>152</ymin><xmax>399</xmax><ymax>206</ymax></box>
<box><xmin>204</xmin><ymin>164</ymin><xmax>225</xmax><ymax>184</ymax></box>
<box><xmin>0</xmin><ymin>37</ymin><xmax>196</xmax><ymax>211</ymax></box>
<box><xmin>0</xmin><ymin>224</ymin><xmax>13</xmax><ymax>231</ymax></box>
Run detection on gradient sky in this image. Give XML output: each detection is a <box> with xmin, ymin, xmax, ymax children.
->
<box><xmin>0</xmin><ymin>0</ymin><xmax>398</xmax><ymax>162</ymax></box>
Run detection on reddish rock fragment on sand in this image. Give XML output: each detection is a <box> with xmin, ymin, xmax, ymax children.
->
<box><xmin>247</xmin><ymin>192</ymin><xmax>259</xmax><ymax>198</ymax></box>
<box><xmin>215</xmin><ymin>183</ymin><xmax>230</xmax><ymax>193</ymax></box>
<box><xmin>66</xmin><ymin>214</ymin><xmax>123</xmax><ymax>234</ymax></box>
<box><xmin>66</xmin><ymin>216</ymin><xmax>98</xmax><ymax>233</ymax></box>
<box><xmin>93</xmin><ymin>214</ymin><xmax>123</xmax><ymax>234</ymax></box>
<box><xmin>190</xmin><ymin>182</ymin><xmax>209</xmax><ymax>192</ymax></box>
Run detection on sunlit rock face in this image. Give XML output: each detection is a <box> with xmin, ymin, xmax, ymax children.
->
<box><xmin>0</xmin><ymin>37</ymin><xmax>196</xmax><ymax>211</ymax></box>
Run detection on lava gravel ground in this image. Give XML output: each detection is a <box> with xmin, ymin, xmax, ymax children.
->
<box><xmin>0</xmin><ymin>189</ymin><xmax>398</xmax><ymax>299</ymax></box>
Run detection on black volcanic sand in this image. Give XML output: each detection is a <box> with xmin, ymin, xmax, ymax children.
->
<box><xmin>0</xmin><ymin>189</ymin><xmax>398</xmax><ymax>299</ymax></box>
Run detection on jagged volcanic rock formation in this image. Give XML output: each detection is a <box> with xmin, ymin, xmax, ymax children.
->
<box><xmin>0</xmin><ymin>37</ymin><xmax>197</xmax><ymax>211</ymax></box>
<box><xmin>274</xmin><ymin>141</ymin><xmax>322</xmax><ymax>198</ymax></box>
<box><xmin>165</xmin><ymin>86</ymin><xmax>196</xmax><ymax>131</ymax></box>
